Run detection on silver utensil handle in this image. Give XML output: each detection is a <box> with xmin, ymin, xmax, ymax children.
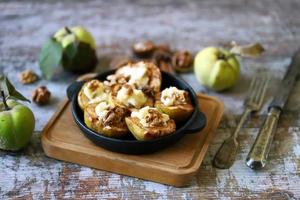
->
<box><xmin>246</xmin><ymin>107</ymin><xmax>281</xmax><ymax>170</ymax></box>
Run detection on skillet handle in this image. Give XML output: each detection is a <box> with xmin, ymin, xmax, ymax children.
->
<box><xmin>184</xmin><ymin>111</ymin><xmax>206</xmax><ymax>134</ymax></box>
<box><xmin>67</xmin><ymin>81</ymin><xmax>84</xmax><ymax>101</ymax></box>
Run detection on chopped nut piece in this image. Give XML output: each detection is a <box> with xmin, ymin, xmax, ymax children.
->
<box><xmin>19</xmin><ymin>70</ymin><xmax>38</xmax><ymax>84</ymax></box>
<box><xmin>131</xmin><ymin>106</ymin><xmax>169</xmax><ymax>128</ymax></box>
<box><xmin>95</xmin><ymin>102</ymin><xmax>129</xmax><ymax>126</ymax></box>
<box><xmin>102</xmin><ymin>107</ymin><xmax>129</xmax><ymax>126</ymax></box>
<box><xmin>172</xmin><ymin>51</ymin><xmax>193</xmax><ymax>72</ymax></box>
<box><xmin>32</xmin><ymin>86</ymin><xmax>51</xmax><ymax>105</ymax></box>
<box><xmin>104</xmin><ymin>74</ymin><xmax>129</xmax><ymax>87</ymax></box>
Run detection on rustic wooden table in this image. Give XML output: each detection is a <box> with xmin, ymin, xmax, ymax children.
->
<box><xmin>1</xmin><ymin>0</ymin><xmax>300</xmax><ymax>199</ymax></box>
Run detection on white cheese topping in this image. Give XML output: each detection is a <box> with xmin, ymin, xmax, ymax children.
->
<box><xmin>161</xmin><ymin>87</ymin><xmax>186</xmax><ymax>106</ymax></box>
<box><xmin>83</xmin><ymin>80</ymin><xmax>107</xmax><ymax>103</ymax></box>
<box><xmin>95</xmin><ymin>102</ymin><xmax>110</xmax><ymax>120</ymax></box>
<box><xmin>116</xmin><ymin>85</ymin><xmax>147</xmax><ymax>108</ymax></box>
<box><xmin>117</xmin><ymin>62</ymin><xmax>149</xmax><ymax>89</ymax></box>
<box><xmin>131</xmin><ymin>106</ymin><xmax>169</xmax><ymax>127</ymax></box>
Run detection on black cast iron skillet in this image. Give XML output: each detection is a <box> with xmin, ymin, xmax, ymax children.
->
<box><xmin>67</xmin><ymin>70</ymin><xmax>206</xmax><ymax>154</ymax></box>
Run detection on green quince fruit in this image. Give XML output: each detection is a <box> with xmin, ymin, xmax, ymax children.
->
<box><xmin>54</xmin><ymin>26</ymin><xmax>96</xmax><ymax>49</ymax></box>
<box><xmin>194</xmin><ymin>47</ymin><xmax>240</xmax><ymax>91</ymax></box>
<box><xmin>39</xmin><ymin>26</ymin><xmax>98</xmax><ymax>79</ymax></box>
<box><xmin>0</xmin><ymin>100</ymin><xmax>35</xmax><ymax>151</ymax></box>
<box><xmin>54</xmin><ymin>26</ymin><xmax>97</xmax><ymax>74</ymax></box>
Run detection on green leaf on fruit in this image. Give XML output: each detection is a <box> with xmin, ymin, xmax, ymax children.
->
<box><xmin>39</xmin><ymin>38</ymin><xmax>63</xmax><ymax>79</ymax></box>
<box><xmin>64</xmin><ymin>40</ymin><xmax>79</xmax><ymax>60</ymax></box>
<box><xmin>230</xmin><ymin>42</ymin><xmax>265</xmax><ymax>58</ymax></box>
<box><xmin>0</xmin><ymin>75</ymin><xmax>30</xmax><ymax>103</ymax></box>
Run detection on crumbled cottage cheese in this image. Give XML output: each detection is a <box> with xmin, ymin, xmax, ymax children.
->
<box><xmin>116</xmin><ymin>85</ymin><xmax>147</xmax><ymax>108</ymax></box>
<box><xmin>131</xmin><ymin>106</ymin><xmax>169</xmax><ymax>128</ymax></box>
<box><xmin>160</xmin><ymin>87</ymin><xmax>186</xmax><ymax>106</ymax></box>
<box><xmin>83</xmin><ymin>80</ymin><xmax>107</xmax><ymax>103</ymax></box>
<box><xmin>117</xmin><ymin>62</ymin><xmax>150</xmax><ymax>89</ymax></box>
<box><xmin>95</xmin><ymin>102</ymin><xmax>110</xmax><ymax>120</ymax></box>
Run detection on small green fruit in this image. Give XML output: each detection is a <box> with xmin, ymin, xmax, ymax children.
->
<box><xmin>194</xmin><ymin>47</ymin><xmax>240</xmax><ymax>91</ymax></box>
<box><xmin>51</xmin><ymin>26</ymin><xmax>97</xmax><ymax>74</ymax></box>
<box><xmin>0</xmin><ymin>100</ymin><xmax>35</xmax><ymax>151</ymax></box>
<box><xmin>54</xmin><ymin>26</ymin><xmax>96</xmax><ymax>49</ymax></box>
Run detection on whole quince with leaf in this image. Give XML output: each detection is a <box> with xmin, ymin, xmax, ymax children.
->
<box><xmin>194</xmin><ymin>43</ymin><xmax>264</xmax><ymax>91</ymax></box>
<box><xmin>0</xmin><ymin>75</ymin><xmax>35</xmax><ymax>151</ymax></box>
<box><xmin>39</xmin><ymin>26</ymin><xmax>97</xmax><ymax>79</ymax></box>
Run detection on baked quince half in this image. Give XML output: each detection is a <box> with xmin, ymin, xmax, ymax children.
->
<box><xmin>155</xmin><ymin>87</ymin><xmax>194</xmax><ymax>122</ymax></box>
<box><xmin>125</xmin><ymin>106</ymin><xmax>176</xmax><ymax>141</ymax></box>
<box><xmin>109</xmin><ymin>84</ymin><xmax>154</xmax><ymax>110</ymax></box>
<box><xmin>78</xmin><ymin>79</ymin><xmax>109</xmax><ymax>110</ymax></box>
<box><xmin>84</xmin><ymin>102</ymin><xmax>130</xmax><ymax>138</ymax></box>
<box><xmin>112</xmin><ymin>61</ymin><xmax>162</xmax><ymax>96</ymax></box>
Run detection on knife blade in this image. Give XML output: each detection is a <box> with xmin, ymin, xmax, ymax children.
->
<box><xmin>270</xmin><ymin>51</ymin><xmax>300</xmax><ymax>109</ymax></box>
<box><xmin>246</xmin><ymin>49</ymin><xmax>300</xmax><ymax>170</ymax></box>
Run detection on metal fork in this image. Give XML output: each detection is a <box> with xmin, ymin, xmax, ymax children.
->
<box><xmin>213</xmin><ymin>74</ymin><xmax>269</xmax><ymax>169</ymax></box>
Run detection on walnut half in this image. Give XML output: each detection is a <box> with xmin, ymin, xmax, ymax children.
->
<box><xmin>19</xmin><ymin>70</ymin><xmax>38</xmax><ymax>84</ymax></box>
<box><xmin>32</xmin><ymin>86</ymin><xmax>51</xmax><ymax>105</ymax></box>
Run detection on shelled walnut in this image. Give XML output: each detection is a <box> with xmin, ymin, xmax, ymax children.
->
<box><xmin>132</xmin><ymin>40</ymin><xmax>156</xmax><ymax>58</ymax></box>
<box><xmin>19</xmin><ymin>70</ymin><xmax>38</xmax><ymax>84</ymax></box>
<box><xmin>32</xmin><ymin>86</ymin><xmax>51</xmax><ymax>105</ymax></box>
<box><xmin>172</xmin><ymin>51</ymin><xmax>193</xmax><ymax>72</ymax></box>
<box><xmin>152</xmin><ymin>49</ymin><xmax>174</xmax><ymax>74</ymax></box>
<box><xmin>130</xmin><ymin>41</ymin><xmax>194</xmax><ymax>74</ymax></box>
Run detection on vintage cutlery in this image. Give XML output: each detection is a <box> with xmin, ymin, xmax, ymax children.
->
<box><xmin>213</xmin><ymin>74</ymin><xmax>269</xmax><ymax>169</ymax></box>
<box><xmin>246</xmin><ymin>49</ymin><xmax>300</xmax><ymax>170</ymax></box>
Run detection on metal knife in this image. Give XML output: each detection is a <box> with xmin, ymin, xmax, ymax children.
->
<box><xmin>246</xmin><ymin>49</ymin><xmax>300</xmax><ymax>170</ymax></box>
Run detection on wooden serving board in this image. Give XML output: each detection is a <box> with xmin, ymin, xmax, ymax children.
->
<box><xmin>41</xmin><ymin>93</ymin><xmax>224</xmax><ymax>187</ymax></box>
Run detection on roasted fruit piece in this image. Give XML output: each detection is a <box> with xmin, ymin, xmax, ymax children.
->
<box><xmin>125</xmin><ymin>106</ymin><xmax>176</xmax><ymax>141</ymax></box>
<box><xmin>155</xmin><ymin>87</ymin><xmax>194</xmax><ymax>122</ymax></box>
<box><xmin>109</xmin><ymin>84</ymin><xmax>153</xmax><ymax>110</ymax></box>
<box><xmin>77</xmin><ymin>79</ymin><xmax>108</xmax><ymax>110</ymax></box>
<box><xmin>84</xmin><ymin>102</ymin><xmax>130</xmax><ymax>138</ymax></box>
<box><xmin>113</xmin><ymin>61</ymin><xmax>162</xmax><ymax>95</ymax></box>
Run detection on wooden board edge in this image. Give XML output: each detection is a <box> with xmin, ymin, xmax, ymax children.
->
<box><xmin>40</xmin><ymin>98</ymin><xmax>69</xmax><ymax>147</ymax></box>
<box><xmin>41</xmin><ymin>136</ymin><xmax>196</xmax><ymax>187</ymax></box>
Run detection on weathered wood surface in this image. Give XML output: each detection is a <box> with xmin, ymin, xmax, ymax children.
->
<box><xmin>1</xmin><ymin>0</ymin><xmax>300</xmax><ymax>199</ymax></box>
